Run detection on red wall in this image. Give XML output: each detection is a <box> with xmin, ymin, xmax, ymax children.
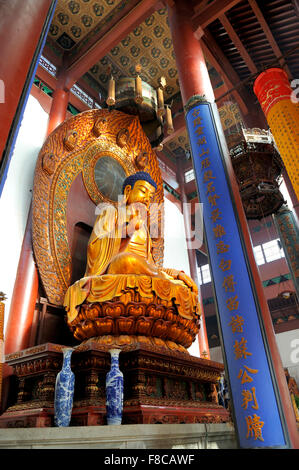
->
<box><xmin>0</xmin><ymin>0</ymin><xmax>54</xmax><ymax>162</ymax></box>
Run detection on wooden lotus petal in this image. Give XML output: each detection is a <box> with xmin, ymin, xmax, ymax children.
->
<box><xmin>95</xmin><ymin>317</ymin><xmax>114</xmax><ymax>335</ymax></box>
<box><xmin>136</xmin><ymin>316</ymin><xmax>153</xmax><ymax>335</ymax></box>
<box><xmin>116</xmin><ymin>316</ymin><xmax>135</xmax><ymax>334</ymax></box>
<box><xmin>74</xmin><ymin>324</ymin><xmax>85</xmax><ymax>341</ymax></box>
<box><xmin>146</xmin><ymin>304</ymin><xmax>164</xmax><ymax>319</ymax></box>
<box><xmin>103</xmin><ymin>303</ymin><xmax>124</xmax><ymax>318</ymax></box>
<box><xmin>164</xmin><ymin>309</ymin><xmax>175</xmax><ymax>322</ymax></box>
<box><xmin>82</xmin><ymin>319</ymin><xmax>97</xmax><ymax>337</ymax></box>
<box><xmin>152</xmin><ymin>319</ymin><xmax>168</xmax><ymax>338</ymax></box>
<box><xmin>127</xmin><ymin>302</ymin><xmax>145</xmax><ymax>317</ymax></box>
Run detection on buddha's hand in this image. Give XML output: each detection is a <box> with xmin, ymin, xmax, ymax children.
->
<box><xmin>177</xmin><ymin>271</ymin><xmax>198</xmax><ymax>294</ymax></box>
<box><xmin>126</xmin><ymin>202</ymin><xmax>148</xmax><ymax>232</ymax></box>
<box><xmin>162</xmin><ymin>268</ymin><xmax>198</xmax><ymax>293</ymax></box>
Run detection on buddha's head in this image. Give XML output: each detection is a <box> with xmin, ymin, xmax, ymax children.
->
<box><xmin>122</xmin><ymin>172</ymin><xmax>157</xmax><ymax>209</ymax></box>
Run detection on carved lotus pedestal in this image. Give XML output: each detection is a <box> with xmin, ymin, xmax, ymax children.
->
<box><xmin>67</xmin><ymin>281</ymin><xmax>200</xmax><ymax>355</ymax></box>
<box><xmin>0</xmin><ymin>343</ymin><xmax>230</xmax><ymax>427</ymax></box>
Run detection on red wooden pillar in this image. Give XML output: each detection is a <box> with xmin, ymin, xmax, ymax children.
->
<box><xmin>0</xmin><ymin>0</ymin><xmax>57</xmax><ymax>184</ymax></box>
<box><xmin>168</xmin><ymin>6</ymin><xmax>214</xmax><ymax>105</ymax></box>
<box><xmin>2</xmin><ymin>73</ymin><xmax>70</xmax><ymax>415</ymax></box>
<box><xmin>4</xmin><ymin>77</ymin><xmax>69</xmax><ymax>356</ymax></box>
<box><xmin>168</xmin><ymin>0</ymin><xmax>299</xmax><ymax>448</ymax></box>
<box><xmin>0</xmin><ymin>2</ymin><xmax>58</xmax><ymax>414</ymax></box>
<box><xmin>47</xmin><ymin>85</ymin><xmax>70</xmax><ymax>137</ymax></box>
<box><xmin>4</xmin><ymin>209</ymin><xmax>38</xmax><ymax>354</ymax></box>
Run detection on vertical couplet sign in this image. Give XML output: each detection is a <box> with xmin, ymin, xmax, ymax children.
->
<box><xmin>186</xmin><ymin>102</ymin><xmax>288</xmax><ymax>448</ymax></box>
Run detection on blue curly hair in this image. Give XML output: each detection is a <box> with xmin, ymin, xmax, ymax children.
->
<box><xmin>122</xmin><ymin>171</ymin><xmax>157</xmax><ymax>193</ymax></box>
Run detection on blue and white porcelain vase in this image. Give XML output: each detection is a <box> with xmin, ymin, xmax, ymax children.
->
<box><xmin>54</xmin><ymin>347</ymin><xmax>75</xmax><ymax>427</ymax></box>
<box><xmin>106</xmin><ymin>349</ymin><xmax>124</xmax><ymax>425</ymax></box>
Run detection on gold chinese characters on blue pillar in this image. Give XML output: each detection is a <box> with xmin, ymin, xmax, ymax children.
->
<box><xmin>186</xmin><ymin>101</ymin><xmax>287</xmax><ymax>448</ymax></box>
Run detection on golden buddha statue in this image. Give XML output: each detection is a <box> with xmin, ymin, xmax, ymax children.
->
<box><xmin>64</xmin><ymin>171</ymin><xmax>200</xmax><ymax>353</ymax></box>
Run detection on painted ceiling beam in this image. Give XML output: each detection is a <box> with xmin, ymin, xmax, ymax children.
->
<box><xmin>63</xmin><ymin>0</ymin><xmax>141</xmax><ymax>71</ymax></box>
<box><xmin>219</xmin><ymin>13</ymin><xmax>258</xmax><ymax>74</ymax></box>
<box><xmin>188</xmin><ymin>0</ymin><xmax>252</xmax><ymax>117</ymax></box>
<box><xmin>192</xmin><ymin>0</ymin><xmax>211</xmax><ymax>14</ymax></box>
<box><xmin>200</xmin><ymin>29</ymin><xmax>251</xmax><ymax>116</ymax></box>
<box><xmin>35</xmin><ymin>65</ymin><xmax>57</xmax><ymax>92</ymax></box>
<box><xmin>62</xmin><ymin>0</ymin><xmax>162</xmax><ymax>91</ymax></box>
<box><xmin>293</xmin><ymin>0</ymin><xmax>299</xmax><ymax>15</ymax></box>
<box><xmin>192</xmin><ymin>0</ymin><xmax>243</xmax><ymax>33</ymax></box>
<box><xmin>248</xmin><ymin>0</ymin><xmax>293</xmax><ymax>79</ymax></box>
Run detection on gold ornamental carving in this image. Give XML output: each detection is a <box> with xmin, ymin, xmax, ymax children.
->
<box><xmin>116</xmin><ymin>128</ymin><xmax>130</xmax><ymax>148</ymax></box>
<box><xmin>63</xmin><ymin>129</ymin><xmax>78</xmax><ymax>151</ymax></box>
<box><xmin>41</xmin><ymin>152</ymin><xmax>57</xmax><ymax>176</ymax></box>
<box><xmin>135</xmin><ymin>151</ymin><xmax>148</xmax><ymax>170</ymax></box>
<box><xmin>92</xmin><ymin>117</ymin><xmax>107</xmax><ymax>137</ymax></box>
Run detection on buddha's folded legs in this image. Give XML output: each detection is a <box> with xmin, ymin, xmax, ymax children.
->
<box><xmin>106</xmin><ymin>252</ymin><xmax>165</xmax><ymax>278</ymax></box>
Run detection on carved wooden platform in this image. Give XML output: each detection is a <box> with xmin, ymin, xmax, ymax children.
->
<box><xmin>0</xmin><ymin>342</ymin><xmax>230</xmax><ymax>428</ymax></box>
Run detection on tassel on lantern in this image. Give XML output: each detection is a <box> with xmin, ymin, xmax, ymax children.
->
<box><xmin>134</xmin><ymin>64</ymin><xmax>143</xmax><ymax>104</ymax></box>
<box><xmin>106</xmin><ymin>68</ymin><xmax>115</xmax><ymax>106</ymax></box>
<box><xmin>157</xmin><ymin>76</ymin><xmax>166</xmax><ymax>117</ymax></box>
<box><xmin>166</xmin><ymin>104</ymin><xmax>174</xmax><ymax>135</ymax></box>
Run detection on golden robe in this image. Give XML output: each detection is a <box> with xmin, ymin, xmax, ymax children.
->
<box><xmin>64</xmin><ymin>203</ymin><xmax>200</xmax><ymax>323</ymax></box>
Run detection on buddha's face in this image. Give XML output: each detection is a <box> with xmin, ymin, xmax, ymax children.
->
<box><xmin>124</xmin><ymin>180</ymin><xmax>156</xmax><ymax>209</ymax></box>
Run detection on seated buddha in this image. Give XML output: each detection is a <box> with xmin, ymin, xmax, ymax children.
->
<box><xmin>64</xmin><ymin>171</ymin><xmax>200</xmax><ymax>352</ymax></box>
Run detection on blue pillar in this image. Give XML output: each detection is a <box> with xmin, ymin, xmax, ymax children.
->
<box><xmin>186</xmin><ymin>100</ymin><xmax>288</xmax><ymax>448</ymax></box>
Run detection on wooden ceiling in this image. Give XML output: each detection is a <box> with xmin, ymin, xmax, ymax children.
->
<box><xmin>43</xmin><ymin>0</ymin><xmax>299</xmax><ymax>176</ymax></box>
<box><xmin>47</xmin><ymin>1</ymin><xmax>225</xmax><ymax>100</ymax></box>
